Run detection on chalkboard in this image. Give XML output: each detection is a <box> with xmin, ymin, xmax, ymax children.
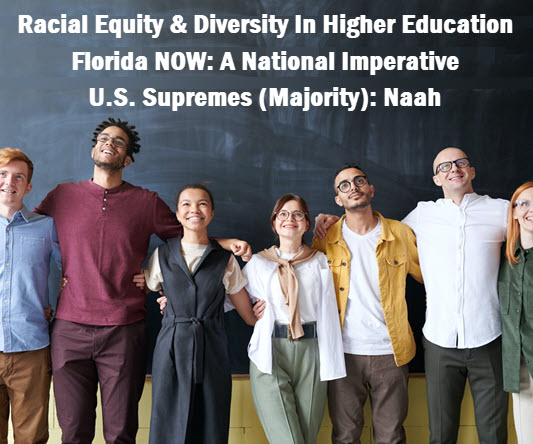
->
<box><xmin>1</xmin><ymin>0</ymin><xmax>532</xmax><ymax>373</ymax></box>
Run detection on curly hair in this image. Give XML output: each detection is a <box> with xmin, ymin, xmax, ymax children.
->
<box><xmin>92</xmin><ymin>117</ymin><xmax>141</xmax><ymax>162</ymax></box>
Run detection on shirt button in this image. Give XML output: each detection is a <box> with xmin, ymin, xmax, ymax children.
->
<box><xmin>340</xmin><ymin>287</ymin><xmax>345</xmax><ymax>291</ymax></box>
<box><xmin>342</xmin><ymin>262</ymin><xmax>346</xmax><ymax>266</ymax></box>
<box><xmin>5</xmin><ymin>228</ymin><xmax>9</xmax><ymax>232</ymax></box>
<box><xmin>104</xmin><ymin>198</ymin><xmax>107</xmax><ymax>202</ymax></box>
<box><xmin>327</xmin><ymin>260</ymin><xmax>331</xmax><ymax>264</ymax></box>
<box><xmin>102</xmin><ymin>207</ymin><xmax>106</xmax><ymax>210</ymax></box>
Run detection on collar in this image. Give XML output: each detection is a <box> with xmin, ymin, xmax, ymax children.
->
<box><xmin>19</xmin><ymin>205</ymin><xmax>39</xmax><ymax>223</ymax></box>
<box><xmin>4</xmin><ymin>205</ymin><xmax>38</xmax><ymax>224</ymax></box>
<box><xmin>87</xmin><ymin>178</ymin><xmax>130</xmax><ymax>194</ymax></box>
<box><xmin>514</xmin><ymin>239</ymin><xmax>533</xmax><ymax>258</ymax></box>
<box><xmin>328</xmin><ymin>211</ymin><xmax>393</xmax><ymax>245</ymax></box>
<box><xmin>439</xmin><ymin>192</ymin><xmax>480</xmax><ymax>207</ymax></box>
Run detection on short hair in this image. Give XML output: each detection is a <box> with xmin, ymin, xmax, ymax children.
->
<box><xmin>269</xmin><ymin>193</ymin><xmax>311</xmax><ymax>234</ymax></box>
<box><xmin>333</xmin><ymin>162</ymin><xmax>370</xmax><ymax>193</ymax></box>
<box><xmin>505</xmin><ymin>181</ymin><xmax>533</xmax><ymax>264</ymax></box>
<box><xmin>0</xmin><ymin>148</ymin><xmax>34</xmax><ymax>182</ymax></box>
<box><xmin>175</xmin><ymin>183</ymin><xmax>215</xmax><ymax>211</ymax></box>
<box><xmin>92</xmin><ymin>117</ymin><xmax>141</xmax><ymax>162</ymax></box>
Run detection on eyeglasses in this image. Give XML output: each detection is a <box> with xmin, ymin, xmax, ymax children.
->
<box><xmin>337</xmin><ymin>175</ymin><xmax>368</xmax><ymax>194</ymax></box>
<box><xmin>514</xmin><ymin>199</ymin><xmax>533</xmax><ymax>212</ymax></box>
<box><xmin>434</xmin><ymin>158</ymin><xmax>471</xmax><ymax>175</ymax></box>
<box><xmin>276</xmin><ymin>210</ymin><xmax>306</xmax><ymax>221</ymax></box>
<box><xmin>97</xmin><ymin>135</ymin><xmax>127</xmax><ymax>149</ymax></box>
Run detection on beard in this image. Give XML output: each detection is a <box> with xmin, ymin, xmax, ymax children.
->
<box><xmin>343</xmin><ymin>190</ymin><xmax>372</xmax><ymax>211</ymax></box>
<box><xmin>93</xmin><ymin>153</ymin><xmax>127</xmax><ymax>173</ymax></box>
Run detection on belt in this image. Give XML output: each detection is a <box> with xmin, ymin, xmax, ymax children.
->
<box><xmin>273</xmin><ymin>322</ymin><xmax>317</xmax><ymax>340</ymax></box>
<box><xmin>163</xmin><ymin>315</ymin><xmax>219</xmax><ymax>384</ymax></box>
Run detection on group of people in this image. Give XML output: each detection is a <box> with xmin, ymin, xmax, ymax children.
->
<box><xmin>0</xmin><ymin>116</ymin><xmax>530</xmax><ymax>444</ymax></box>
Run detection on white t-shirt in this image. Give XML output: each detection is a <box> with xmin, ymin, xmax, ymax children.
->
<box><xmin>341</xmin><ymin>218</ymin><xmax>393</xmax><ymax>355</ymax></box>
<box><xmin>144</xmin><ymin>243</ymin><xmax>247</xmax><ymax>312</ymax></box>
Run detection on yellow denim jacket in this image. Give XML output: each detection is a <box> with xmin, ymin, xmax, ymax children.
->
<box><xmin>312</xmin><ymin>212</ymin><xmax>423</xmax><ymax>366</ymax></box>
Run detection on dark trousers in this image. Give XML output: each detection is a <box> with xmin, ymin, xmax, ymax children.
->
<box><xmin>328</xmin><ymin>354</ymin><xmax>409</xmax><ymax>444</ymax></box>
<box><xmin>423</xmin><ymin>336</ymin><xmax>508</xmax><ymax>444</ymax></box>
<box><xmin>51</xmin><ymin>319</ymin><xmax>147</xmax><ymax>444</ymax></box>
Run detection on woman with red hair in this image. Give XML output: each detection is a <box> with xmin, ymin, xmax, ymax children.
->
<box><xmin>499</xmin><ymin>181</ymin><xmax>533</xmax><ymax>444</ymax></box>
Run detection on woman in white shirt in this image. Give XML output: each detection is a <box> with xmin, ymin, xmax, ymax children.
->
<box><xmin>245</xmin><ymin>193</ymin><xmax>346</xmax><ymax>444</ymax></box>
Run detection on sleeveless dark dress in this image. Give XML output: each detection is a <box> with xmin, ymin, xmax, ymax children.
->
<box><xmin>149</xmin><ymin>238</ymin><xmax>232</xmax><ymax>444</ymax></box>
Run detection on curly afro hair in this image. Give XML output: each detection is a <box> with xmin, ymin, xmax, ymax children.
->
<box><xmin>92</xmin><ymin>117</ymin><xmax>141</xmax><ymax>162</ymax></box>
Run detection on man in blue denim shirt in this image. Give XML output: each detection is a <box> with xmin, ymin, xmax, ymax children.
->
<box><xmin>0</xmin><ymin>148</ymin><xmax>61</xmax><ymax>443</ymax></box>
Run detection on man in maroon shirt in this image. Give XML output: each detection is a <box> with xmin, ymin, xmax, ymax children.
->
<box><xmin>36</xmin><ymin>117</ymin><xmax>250</xmax><ymax>444</ymax></box>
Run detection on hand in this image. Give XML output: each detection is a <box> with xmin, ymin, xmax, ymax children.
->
<box><xmin>44</xmin><ymin>304</ymin><xmax>54</xmax><ymax>323</ymax></box>
<box><xmin>156</xmin><ymin>292</ymin><xmax>167</xmax><ymax>315</ymax></box>
<box><xmin>59</xmin><ymin>276</ymin><xmax>67</xmax><ymax>292</ymax></box>
<box><xmin>252</xmin><ymin>299</ymin><xmax>266</xmax><ymax>320</ymax></box>
<box><xmin>313</xmin><ymin>213</ymin><xmax>340</xmax><ymax>238</ymax></box>
<box><xmin>133</xmin><ymin>271</ymin><xmax>146</xmax><ymax>290</ymax></box>
<box><xmin>230</xmin><ymin>240</ymin><xmax>252</xmax><ymax>262</ymax></box>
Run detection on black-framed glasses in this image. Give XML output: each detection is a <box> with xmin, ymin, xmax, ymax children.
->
<box><xmin>337</xmin><ymin>175</ymin><xmax>368</xmax><ymax>194</ymax></box>
<box><xmin>514</xmin><ymin>199</ymin><xmax>533</xmax><ymax>212</ymax></box>
<box><xmin>434</xmin><ymin>158</ymin><xmax>471</xmax><ymax>175</ymax></box>
<box><xmin>276</xmin><ymin>210</ymin><xmax>306</xmax><ymax>221</ymax></box>
<box><xmin>97</xmin><ymin>135</ymin><xmax>127</xmax><ymax>149</ymax></box>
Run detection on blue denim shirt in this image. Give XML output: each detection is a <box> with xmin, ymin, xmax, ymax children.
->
<box><xmin>0</xmin><ymin>206</ymin><xmax>61</xmax><ymax>352</ymax></box>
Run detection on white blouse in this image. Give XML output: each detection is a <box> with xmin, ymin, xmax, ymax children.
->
<box><xmin>244</xmin><ymin>251</ymin><xmax>346</xmax><ymax>381</ymax></box>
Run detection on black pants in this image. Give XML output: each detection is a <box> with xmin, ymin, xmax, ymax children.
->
<box><xmin>423</xmin><ymin>336</ymin><xmax>508</xmax><ymax>444</ymax></box>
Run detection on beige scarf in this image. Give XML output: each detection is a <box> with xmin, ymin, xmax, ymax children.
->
<box><xmin>258</xmin><ymin>244</ymin><xmax>317</xmax><ymax>339</ymax></box>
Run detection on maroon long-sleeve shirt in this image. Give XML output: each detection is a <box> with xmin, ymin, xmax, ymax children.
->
<box><xmin>35</xmin><ymin>179</ymin><xmax>182</xmax><ymax>325</ymax></box>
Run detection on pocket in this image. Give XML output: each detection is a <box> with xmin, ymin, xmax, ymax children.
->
<box><xmin>327</xmin><ymin>258</ymin><xmax>346</xmax><ymax>294</ymax></box>
<box><xmin>497</xmin><ymin>282</ymin><xmax>510</xmax><ymax>315</ymax></box>
<box><xmin>21</xmin><ymin>236</ymin><xmax>46</xmax><ymax>265</ymax></box>
<box><xmin>384</xmin><ymin>255</ymin><xmax>407</xmax><ymax>294</ymax></box>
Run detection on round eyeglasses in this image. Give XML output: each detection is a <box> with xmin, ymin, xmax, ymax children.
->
<box><xmin>276</xmin><ymin>210</ymin><xmax>306</xmax><ymax>221</ymax></box>
<box><xmin>337</xmin><ymin>175</ymin><xmax>368</xmax><ymax>194</ymax></box>
<box><xmin>97</xmin><ymin>135</ymin><xmax>127</xmax><ymax>149</ymax></box>
<box><xmin>514</xmin><ymin>199</ymin><xmax>533</xmax><ymax>213</ymax></box>
<box><xmin>435</xmin><ymin>158</ymin><xmax>471</xmax><ymax>175</ymax></box>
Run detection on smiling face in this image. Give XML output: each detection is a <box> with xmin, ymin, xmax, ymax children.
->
<box><xmin>274</xmin><ymin>199</ymin><xmax>309</xmax><ymax>242</ymax></box>
<box><xmin>91</xmin><ymin>126</ymin><xmax>131</xmax><ymax>172</ymax></box>
<box><xmin>514</xmin><ymin>187</ymin><xmax>533</xmax><ymax>237</ymax></box>
<box><xmin>432</xmin><ymin>147</ymin><xmax>475</xmax><ymax>199</ymax></box>
<box><xmin>334</xmin><ymin>167</ymin><xmax>374</xmax><ymax>212</ymax></box>
<box><xmin>0</xmin><ymin>160</ymin><xmax>32</xmax><ymax>214</ymax></box>
<box><xmin>176</xmin><ymin>188</ymin><xmax>214</xmax><ymax>233</ymax></box>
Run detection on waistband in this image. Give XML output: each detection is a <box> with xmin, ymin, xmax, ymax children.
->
<box><xmin>273</xmin><ymin>322</ymin><xmax>317</xmax><ymax>340</ymax></box>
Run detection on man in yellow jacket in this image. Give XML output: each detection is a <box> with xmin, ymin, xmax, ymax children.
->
<box><xmin>312</xmin><ymin>162</ymin><xmax>422</xmax><ymax>444</ymax></box>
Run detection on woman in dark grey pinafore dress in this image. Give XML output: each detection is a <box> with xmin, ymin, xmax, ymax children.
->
<box><xmin>144</xmin><ymin>184</ymin><xmax>259</xmax><ymax>444</ymax></box>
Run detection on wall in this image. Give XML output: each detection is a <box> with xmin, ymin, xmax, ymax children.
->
<box><xmin>21</xmin><ymin>376</ymin><xmax>517</xmax><ymax>444</ymax></box>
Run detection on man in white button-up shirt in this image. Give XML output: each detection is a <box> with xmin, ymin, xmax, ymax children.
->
<box><xmin>402</xmin><ymin>147</ymin><xmax>509</xmax><ymax>444</ymax></box>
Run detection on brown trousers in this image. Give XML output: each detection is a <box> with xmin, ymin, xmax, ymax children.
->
<box><xmin>0</xmin><ymin>347</ymin><xmax>51</xmax><ymax>444</ymax></box>
<box><xmin>328</xmin><ymin>353</ymin><xmax>409</xmax><ymax>444</ymax></box>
